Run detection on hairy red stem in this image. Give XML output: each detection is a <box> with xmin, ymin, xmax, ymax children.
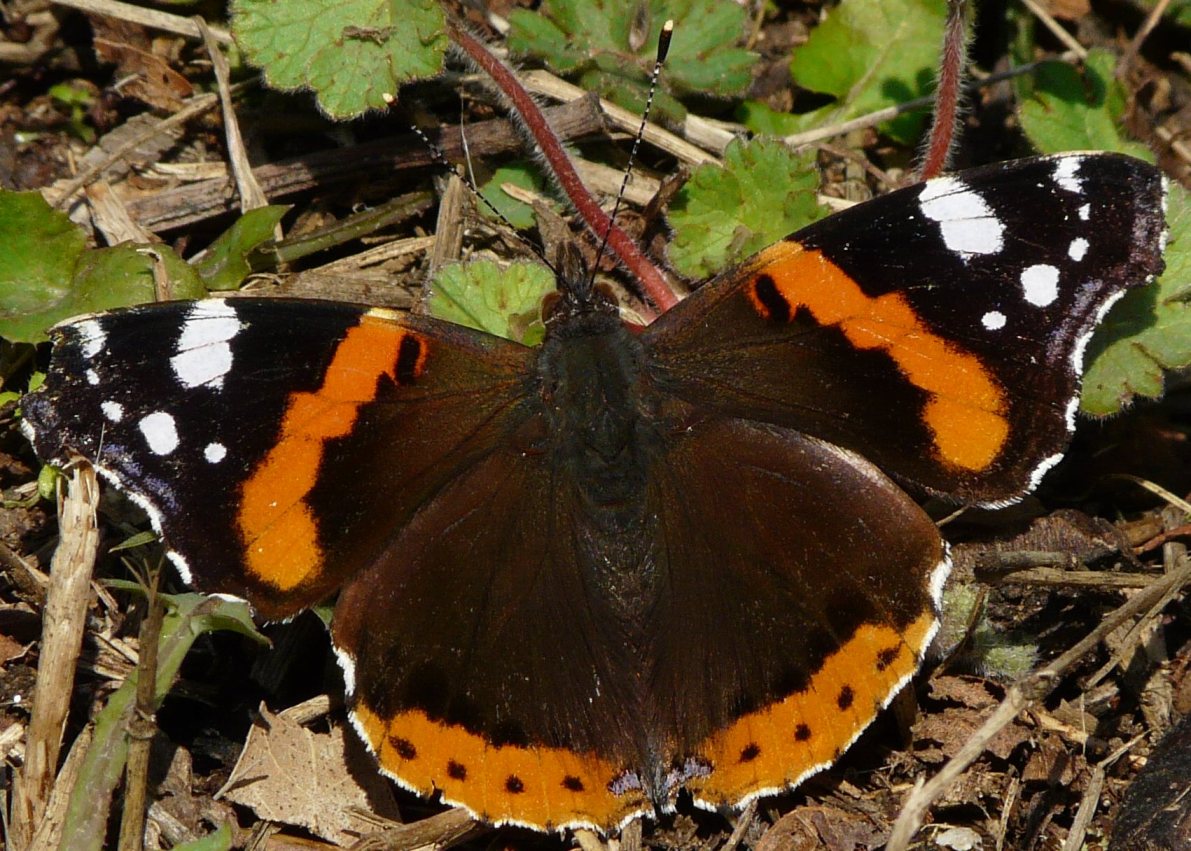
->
<box><xmin>919</xmin><ymin>0</ymin><xmax>970</xmax><ymax>180</ymax></box>
<box><xmin>447</xmin><ymin>20</ymin><xmax>677</xmax><ymax>314</ymax></box>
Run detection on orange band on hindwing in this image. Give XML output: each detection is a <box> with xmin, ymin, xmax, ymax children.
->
<box><xmin>687</xmin><ymin>611</ymin><xmax>937</xmax><ymax>808</ymax></box>
<box><xmin>351</xmin><ymin>703</ymin><xmax>649</xmax><ymax>831</ymax></box>
<box><xmin>237</xmin><ymin>311</ymin><xmax>426</xmax><ymax>591</ymax></box>
<box><xmin>745</xmin><ymin>242</ymin><xmax>1009</xmax><ymax>473</ymax></box>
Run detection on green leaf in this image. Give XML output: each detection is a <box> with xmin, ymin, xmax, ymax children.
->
<box><xmin>1018</xmin><ymin>49</ymin><xmax>1155</xmax><ymax>159</ymax></box>
<box><xmin>939</xmin><ymin>581</ymin><xmax>1038</xmax><ymax>679</ymax></box>
<box><xmin>108</xmin><ymin>530</ymin><xmax>161</xmax><ymax>552</ymax></box>
<box><xmin>428</xmin><ymin>261</ymin><xmax>555</xmax><ymax>345</ymax></box>
<box><xmin>1081</xmin><ymin>183</ymin><xmax>1190</xmax><ymax>415</ymax></box>
<box><xmin>36</xmin><ymin>463</ymin><xmax>58</xmax><ymax>501</ymax></box>
<box><xmin>478</xmin><ymin>164</ymin><xmax>550</xmax><ymax>231</ymax></box>
<box><xmin>508</xmin><ymin>0</ymin><xmax>757</xmax><ymax>122</ymax></box>
<box><xmin>195</xmin><ymin>205</ymin><xmax>290</xmax><ymax>291</ymax></box>
<box><xmin>0</xmin><ymin>191</ymin><xmax>86</xmax><ymax>312</ymax></box>
<box><xmin>171</xmin><ymin>824</ymin><xmax>234</xmax><ymax>851</ymax></box>
<box><xmin>784</xmin><ymin>0</ymin><xmax>947</xmax><ymax>144</ymax></box>
<box><xmin>0</xmin><ymin>191</ymin><xmax>206</xmax><ymax>343</ymax></box>
<box><xmin>736</xmin><ymin>100</ymin><xmax>805</xmax><ymax>136</ymax></box>
<box><xmin>231</xmin><ymin>0</ymin><xmax>448</xmax><ymax>119</ymax></box>
<box><xmin>665</xmin><ymin>138</ymin><xmax>828</xmax><ymax>279</ymax></box>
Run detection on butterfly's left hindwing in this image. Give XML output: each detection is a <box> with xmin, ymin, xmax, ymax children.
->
<box><xmin>645</xmin><ymin>153</ymin><xmax>1167</xmax><ymax>503</ymax></box>
<box><xmin>22</xmin><ymin>299</ymin><xmax>536</xmax><ymax>618</ymax></box>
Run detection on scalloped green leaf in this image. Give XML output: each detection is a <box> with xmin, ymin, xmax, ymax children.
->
<box><xmin>1019</xmin><ymin>48</ymin><xmax>1154</xmax><ymax>160</ymax></box>
<box><xmin>783</xmin><ymin>0</ymin><xmax>947</xmax><ymax>144</ymax></box>
<box><xmin>0</xmin><ymin>191</ymin><xmax>206</xmax><ymax>343</ymax></box>
<box><xmin>507</xmin><ymin>0</ymin><xmax>757</xmax><ymax>122</ymax></box>
<box><xmin>1081</xmin><ymin>183</ymin><xmax>1190</xmax><ymax>415</ymax></box>
<box><xmin>231</xmin><ymin>0</ymin><xmax>447</xmax><ymax>119</ymax></box>
<box><xmin>665</xmin><ymin>138</ymin><xmax>827</xmax><ymax>280</ymax></box>
<box><xmin>428</xmin><ymin>260</ymin><xmax>555</xmax><ymax>346</ymax></box>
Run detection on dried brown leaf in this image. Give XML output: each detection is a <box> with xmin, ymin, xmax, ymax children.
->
<box><xmin>89</xmin><ymin>17</ymin><xmax>192</xmax><ymax>111</ymax></box>
<box><xmin>218</xmin><ymin>704</ymin><xmax>399</xmax><ymax>845</ymax></box>
<box><xmin>913</xmin><ymin>704</ymin><xmax>1029</xmax><ymax>764</ymax></box>
<box><xmin>756</xmin><ymin>804</ymin><xmax>886</xmax><ymax>851</ymax></box>
<box><xmin>1020</xmin><ymin>733</ymin><xmax>1080</xmax><ymax>786</ymax></box>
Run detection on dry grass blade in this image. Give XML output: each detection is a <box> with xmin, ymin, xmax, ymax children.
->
<box><xmin>10</xmin><ymin>465</ymin><xmax>100</xmax><ymax>850</ymax></box>
<box><xmin>197</xmin><ymin>16</ymin><xmax>271</xmax><ymax>214</ymax></box>
<box><xmin>50</xmin><ymin>0</ymin><xmax>231</xmax><ymax>43</ymax></box>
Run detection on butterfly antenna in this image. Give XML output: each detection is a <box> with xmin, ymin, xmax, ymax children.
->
<box><xmin>590</xmin><ymin>19</ymin><xmax>674</xmax><ymax>287</ymax></box>
<box><xmin>386</xmin><ymin>92</ymin><xmax>558</xmax><ymax>275</ymax></box>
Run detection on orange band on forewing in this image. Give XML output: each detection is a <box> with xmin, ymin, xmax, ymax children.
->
<box><xmin>687</xmin><ymin>611</ymin><xmax>936</xmax><ymax>808</ymax></box>
<box><xmin>237</xmin><ymin>312</ymin><xmax>421</xmax><ymax>590</ymax></box>
<box><xmin>747</xmin><ymin>243</ymin><xmax>1009</xmax><ymax>472</ymax></box>
<box><xmin>352</xmin><ymin>703</ymin><xmax>648</xmax><ymax>831</ymax></box>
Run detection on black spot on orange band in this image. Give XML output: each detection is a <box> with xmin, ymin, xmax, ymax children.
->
<box><xmin>392</xmin><ymin>736</ymin><xmax>417</xmax><ymax>760</ymax></box>
<box><xmin>837</xmin><ymin>685</ymin><xmax>854</xmax><ymax>710</ymax></box>
<box><xmin>351</xmin><ymin>703</ymin><xmax>648</xmax><ymax>830</ymax></box>
<box><xmin>686</xmin><ymin>612</ymin><xmax>936</xmax><ymax>810</ymax></box>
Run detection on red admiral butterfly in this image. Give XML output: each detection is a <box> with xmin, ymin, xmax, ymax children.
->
<box><xmin>22</xmin><ymin>152</ymin><xmax>1167</xmax><ymax>832</ymax></box>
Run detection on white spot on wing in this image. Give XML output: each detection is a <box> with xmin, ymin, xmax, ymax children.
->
<box><xmin>1029</xmin><ymin>452</ymin><xmax>1065</xmax><ymax>492</ymax></box>
<box><xmin>1020</xmin><ymin>264</ymin><xmax>1060</xmax><ymax>306</ymax></box>
<box><xmin>1068</xmin><ymin>237</ymin><xmax>1089</xmax><ymax>262</ymax></box>
<box><xmin>981</xmin><ymin>310</ymin><xmax>1006</xmax><ymax>331</ymax></box>
<box><xmin>333</xmin><ymin>646</ymin><xmax>357</xmax><ymax>696</ymax></box>
<box><xmin>1158</xmin><ymin>176</ymin><xmax>1171</xmax><ymax>255</ymax></box>
<box><xmin>1064</xmin><ymin>394</ymin><xmax>1081</xmax><ymax>431</ymax></box>
<box><xmin>204</xmin><ymin>442</ymin><xmax>227</xmax><ymax>464</ymax></box>
<box><xmin>929</xmin><ymin>548</ymin><xmax>952</xmax><ymax>609</ymax></box>
<box><xmin>918</xmin><ymin>177</ymin><xmax>1005</xmax><ymax>259</ymax></box>
<box><xmin>101</xmin><ymin>401</ymin><xmax>124</xmax><ymax>422</ymax></box>
<box><xmin>171</xmin><ymin>299</ymin><xmax>242</xmax><ymax>390</ymax></box>
<box><xmin>138</xmin><ymin>411</ymin><xmax>179</xmax><ymax>456</ymax></box>
<box><xmin>85</xmin><ymin>369</ymin><xmax>99</xmax><ymax>385</ymax></box>
<box><xmin>1078</xmin><ymin>203</ymin><xmax>1091</xmax><ymax>221</ymax></box>
<box><xmin>166</xmin><ymin>550</ymin><xmax>193</xmax><ymax>585</ymax></box>
<box><xmin>1054</xmin><ymin>156</ymin><xmax>1084</xmax><ymax>194</ymax></box>
<box><xmin>1070</xmin><ymin>289</ymin><xmax>1127</xmax><ymax>376</ymax></box>
<box><xmin>76</xmin><ymin>320</ymin><xmax>107</xmax><ymax>359</ymax></box>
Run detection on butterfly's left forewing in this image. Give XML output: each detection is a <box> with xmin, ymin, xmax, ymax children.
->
<box><xmin>645</xmin><ymin>153</ymin><xmax>1166</xmax><ymax>503</ymax></box>
<box><xmin>22</xmin><ymin>298</ymin><xmax>537</xmax><ymax>619</ymax></box>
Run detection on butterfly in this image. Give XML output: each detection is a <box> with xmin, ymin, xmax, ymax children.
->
<box><xmin>22</xmin><ymin>152</ymin><xmax>1167</xmax><ymax>832</ymax></box>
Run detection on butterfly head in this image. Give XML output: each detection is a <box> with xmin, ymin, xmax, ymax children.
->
<box><xmin>542</xmin><ymin>241</ymin><xmax>621</xmax><ymax>336</ymax></box>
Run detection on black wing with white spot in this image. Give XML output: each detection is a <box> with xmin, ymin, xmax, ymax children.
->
<box><xmin>645</xmin><ymin>153</ymin><xmax>1167</xmax><ymax>502</ymax></box>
